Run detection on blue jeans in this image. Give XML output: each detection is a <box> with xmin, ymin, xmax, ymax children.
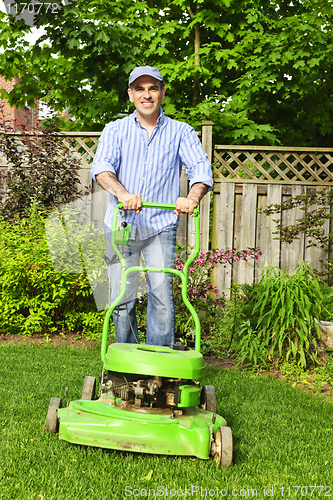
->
<box><xmin>104</xmin><ymin>226</ymin><xmax>177</xmax><ymax>348</ymax></box>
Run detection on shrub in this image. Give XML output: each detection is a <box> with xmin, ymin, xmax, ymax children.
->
<box><xmin>0</xmin><ymin>209</ymin><xmax>104</xmax><ymax>338</ymax></box>
<box><xmin>232</xmin><ymin>264</ymin><xmax>323</xmax><ymax>367</ymax></box>
<box><xmin>0</xmin><ymin>110</ymin><xmax>88</xmax><ymax>220</ymax></box>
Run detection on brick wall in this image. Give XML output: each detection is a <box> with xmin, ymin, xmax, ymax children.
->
<box><xmin>0</xmin><ymin>75</ymin><xmax>39</xmax><ymax>130</ymax></box>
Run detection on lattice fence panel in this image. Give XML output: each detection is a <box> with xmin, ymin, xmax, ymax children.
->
<box><xmin>60</xmin><ymin>135</ymin><xmax>100</xmax><ymax>169</ymax></box>
<box><xmin>0</xmin><ymin>132</ymin><xmax>101</xmax><ymax>169</ymax></box>
<box><xmin>214</xmin><ymin>146</ymin><xmax>333</xmax><ymax>184</ymax></box>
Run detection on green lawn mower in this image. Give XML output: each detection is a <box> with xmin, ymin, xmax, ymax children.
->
<box><xmin>46</xmin><ymin>202</ymin><xmax>233</xmax><ymax>467</ymax></box>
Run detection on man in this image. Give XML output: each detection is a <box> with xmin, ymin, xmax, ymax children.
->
<box><xmin>91</xmin><ymin>65</ymin><xmax>213</xmax><ymax>348</ymax></box>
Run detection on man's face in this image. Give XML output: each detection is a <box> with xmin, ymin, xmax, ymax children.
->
<box><xmin>128</xmin><ymin>75</ymin><xmax>166</xmax><ymax>120</ymax></box>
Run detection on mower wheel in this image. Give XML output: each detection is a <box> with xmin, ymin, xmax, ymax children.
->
<box><xmin>214</xmin><ymin>426</ymin><xmax>233</xmax><ymax>467</ymax></box>
<box><xmin>200</xmin><ymin>385</ymin><xmax>217</xmax><ymax>413</ymax></box>
<box><xmin>46</xmin><ymin>397</ymin><xmax>62</xmax><ymax>433</ymax></box>
<box><xmin>81</xmin><ymin>376</ymin><xmax>96</xmax><ymax>400</ymax></box>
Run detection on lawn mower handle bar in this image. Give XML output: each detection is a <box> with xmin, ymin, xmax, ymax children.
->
<box><xmin>101</xmin><ymin>202</ymin><xmax>202</xmax><ymax>362</ymax></box>
<box><xmin>118</xmin><ymin>201</ymin><xmax>199</xmax><ymax>214</ymax></box>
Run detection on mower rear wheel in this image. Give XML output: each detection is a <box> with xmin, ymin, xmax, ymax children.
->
<box><xmin>200</xmin><ymin>385</ymin><xmax>217</xmax><ymax>413</ymax></box>
<box><xmin>214</xmin><ymin>426</ymin><xmax>233</xmax><ymax>467</ymax></box>
<box><xmin>46</xmin><ymin>397</ymin><xmax>62</xmax><ymax>433</ymax></box>
<box><xmin>81</xmin><ymin>376</ymin><xmax>96</xmax><ymax>400</ymax></box>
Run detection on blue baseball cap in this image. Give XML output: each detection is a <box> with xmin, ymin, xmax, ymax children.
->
<box><xmin>128</xmin><ymin>66</ymin><xmax>164</xmax><ymax>87</ymax></box>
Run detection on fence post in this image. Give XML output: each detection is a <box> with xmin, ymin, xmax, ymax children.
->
<box><xmin>200</xmin><ymin>121</ymin><xmax>213</xmax><ymax>253</ymax></box>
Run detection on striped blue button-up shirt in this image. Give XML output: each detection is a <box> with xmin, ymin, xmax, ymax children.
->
<box><xmin>90</xmin><ymin>108</ymin><xmax>213</xmax><ymax>236</ymax></box>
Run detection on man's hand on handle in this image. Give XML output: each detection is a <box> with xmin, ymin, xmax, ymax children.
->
<box><xmin>173</xmin><ymin>197</ymin><xmax>198</xmax><ymax>216</ymax></box>
<box><xmin>96</xmin><ymin>172</ymin><xmax>142</xmax><ymax>214</ymax></box>
<box><xmin>174</xmin><ymin>183</ymin><xmax>208</xmax><ymax>216</ymax></box>
<box><xmin>118</xmin><ymin>193</ymin><xmax>142</xmax><ymax>214</ymax></box>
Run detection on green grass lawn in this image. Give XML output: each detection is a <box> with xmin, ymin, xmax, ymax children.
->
<box><xmin>1</xmin><ymin>343</ymin><xmax>333</xmax><ymax>500</ymax></box>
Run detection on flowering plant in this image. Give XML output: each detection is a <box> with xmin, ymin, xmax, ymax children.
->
<box><xmin>172</xmin><ymin>246</ymin><xmax>262</xmax><ymax>341</ymax></box>
<box><xmin>173</xmin><ymin>246</ymin><xmax>262</xmax><ymax>310</ymax></box>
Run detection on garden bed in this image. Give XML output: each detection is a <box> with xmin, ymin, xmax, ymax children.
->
<box><xmin>1</xmin><ymin>333</ymin><xmax>333</xmax><ymax>401</ymax></box>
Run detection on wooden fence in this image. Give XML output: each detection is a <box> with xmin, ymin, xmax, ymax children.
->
<box><xmin>212</xmin><ymin>145</ymin><xmax>333</xmax><ymax>295</ymax></box>
<box><xmin>1</xmin><ymin>127</ymin><xmax>333</xmax><ymax>296</ymax></box>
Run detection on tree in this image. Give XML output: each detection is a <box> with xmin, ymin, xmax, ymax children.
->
<box><xmin>0</xmin><ymin>0</ymin><xmax>333</xmax><ymax>146</ymax></box>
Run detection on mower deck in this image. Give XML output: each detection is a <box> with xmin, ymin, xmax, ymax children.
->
<box><xmin>58</xmin><ymin>397</ymin><xmax>227</xmax><ymax>459</ymax></box>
